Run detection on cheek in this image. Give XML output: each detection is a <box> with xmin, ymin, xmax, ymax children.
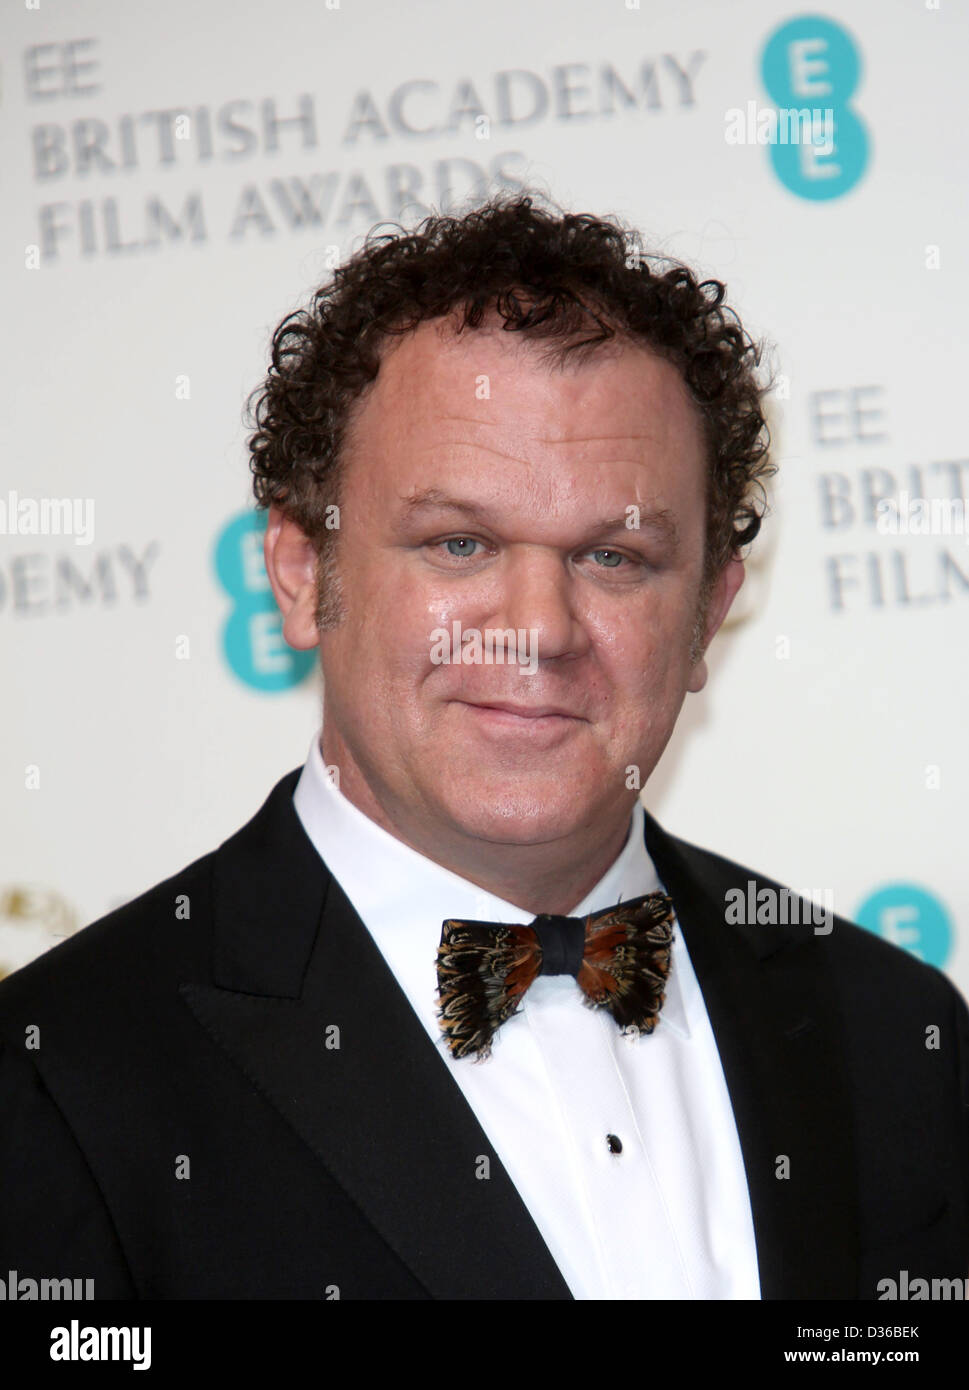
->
<box><xmin>366</xmin><ymin>609</ymin><xmax>443</xmax><ymax>706</ymax></box>
<box><xmin>602</xmin><ymin>634</ymin><xmax>691</xmax><ymax>738</ymax></box>
<box><xmin>589</xmin><ymin>602</ymin><xmax>677</xmax><ymax>679</ymax></box>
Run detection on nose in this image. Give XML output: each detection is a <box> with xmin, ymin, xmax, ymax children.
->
<box><xmin>486</xmin><ymin>545</ymin><xmax>590</xmax><ymax>664</ymax></box>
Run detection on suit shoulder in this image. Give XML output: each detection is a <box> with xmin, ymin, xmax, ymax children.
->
<box><xmin>0</xmin><ymin>848</ymin><xmax>214</xmax><ymax>1018</ymax></box>
<box><xmin>658</xmin><ymin>822</ymin><xmax>968</xmax><ymax>1011</ymax></box>
<box><xmin>0</xmin><ymin>766</ymin><xmax>304</xmax><ymax>1023</ymax></box>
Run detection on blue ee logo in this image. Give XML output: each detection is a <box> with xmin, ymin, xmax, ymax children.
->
<box><xmin>761</xmin><ymin>14</ymin><xmax>869</xmax><ymax>200</ymax></box>
<box><xmin>855</xmin><ymin>884</ymin><xmax>953</xmax><ymax>970</ymax></box>
<box><xmin>214</xmin><ymin>511</ymin><xmax>315</xmax><ymax>692</ymax></box>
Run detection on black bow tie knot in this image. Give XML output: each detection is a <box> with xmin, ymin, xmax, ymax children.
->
<box><xmin>531</xmin><ymin>914</ymin><xmax>586</xmax><ymax>976</ymax></box>
<box><xmin>436</xmin><ymin>892</ymin><xmax>675</xmax><ymax>1060</ymax></box>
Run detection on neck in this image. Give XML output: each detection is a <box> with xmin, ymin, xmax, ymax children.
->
<box><xmin>319</xmin><ymin>734</ymin><xmax>635</xmax><ymax>917</ymax></box>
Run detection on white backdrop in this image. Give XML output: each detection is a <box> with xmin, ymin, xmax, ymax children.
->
<box><xmin>3</xmin><ymin>0</ymin><xmax>967</xmax><ymax>997</ymax></box>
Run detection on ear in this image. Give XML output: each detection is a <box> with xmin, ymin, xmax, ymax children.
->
<box><xmin>263</xmin><ymin>506</ymin><xmax>321</xmax><ymax>651</ymax></box>
<box><xmin>686</xmin><ymin>555</ymin><xmax>745</xmax><ymax>694</ymax></box>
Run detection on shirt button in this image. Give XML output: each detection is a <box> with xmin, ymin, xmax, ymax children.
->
<box><xmin>606</xmin><ymin>1133</ymin><xmax>623</xmax><ymax>1154</ymax></box>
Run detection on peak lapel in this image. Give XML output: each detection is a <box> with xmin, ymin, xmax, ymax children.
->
<box><xmin>180</xmin><ymin>770</ymin><xmax>571</xmax><ymax>1300</ymax></box>
<box><xmin>643</xmin><ymin>808</ymin><xmax>861</xmax><ymax>1299</ymax></box>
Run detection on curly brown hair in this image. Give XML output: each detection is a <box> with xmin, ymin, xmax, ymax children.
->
<box><xmin>247</xmin><ymin>191</ymin><xmax>774</xmax><ymax>635</ymax></box>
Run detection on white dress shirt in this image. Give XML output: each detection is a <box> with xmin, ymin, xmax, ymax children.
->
<box><xmin>292</xmin><ymin>729</ymin><xmax>761</xmax><ymax>1299</ymax></box>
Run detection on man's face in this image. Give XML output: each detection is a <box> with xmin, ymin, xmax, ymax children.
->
<box><xmin>270</xmin><ymin>317</ymin><xmax>743</xmax><ymax>854</ymax></box>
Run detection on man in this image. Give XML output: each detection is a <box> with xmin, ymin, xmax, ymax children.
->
<box><xmin>1</xmin><ymin>194</ymin><xmax>967</xmax><ymax>1300</ymax></box>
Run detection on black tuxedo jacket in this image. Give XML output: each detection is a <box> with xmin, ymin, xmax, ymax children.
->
<box><xmin>1</xmin><ymin>768</ymin><xmax>967</xmax><ymax>1299</ymax></box>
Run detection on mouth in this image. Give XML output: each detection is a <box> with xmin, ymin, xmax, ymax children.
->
<box><xmin>463</xmin><ymin>701</ymin><xmax>582</xmax><ymax>720</ymax></box>
<box><xmin>455</xmin><ymin>700</ymin><xmax>585</xmax><ymax>744</ymax></box>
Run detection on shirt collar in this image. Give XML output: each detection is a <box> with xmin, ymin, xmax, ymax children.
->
<box><xmin>292</xmin><ymin>729</ymin><xmax>691</xmax><ymax>1040</ymax></box>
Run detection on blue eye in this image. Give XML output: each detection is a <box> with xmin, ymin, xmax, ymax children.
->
<box><xmin>443</xmin><ymin>537</ymin><xmax>480</xmax><ymax>558</ymax></box>
<box><xmin>591</xmin><ymin>549</ymin><xmax>625</xmax><ymax>568</ymax></box>
<box><xmin>432</xmin><ymin>538</ymin><xmax>641</xmax><ymax>574</ymax></box>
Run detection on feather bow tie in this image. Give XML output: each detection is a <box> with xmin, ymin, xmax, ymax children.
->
<box><xmin>436</xmin><ymin>892</ymin><xmax>675</xmax><ymax>1060</ymax></box>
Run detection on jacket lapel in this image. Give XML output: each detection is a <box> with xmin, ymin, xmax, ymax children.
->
<box><xmin>179</xmin><ymin>765</ymin><xmax>861</xmax><ymax>1299</ymax></box>
<box><xmin>643</xmin><ymin>809</ymin><xmax>861</xmax><ymax>1299</ymax></box>
<box><xmin>180</xmin><ymin>769</ymin><xmax>571</xmax><ymax>1300</ymax></box>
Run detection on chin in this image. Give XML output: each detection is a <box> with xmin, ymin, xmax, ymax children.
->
<box><xmin>437</xmin><ymin>788</ymin><xmax>592</xmax><ymax>846</ymax></box>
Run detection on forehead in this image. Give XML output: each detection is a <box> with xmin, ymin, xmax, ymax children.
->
<box><xmin>341</xmin><ymin>316</ymin><xmax>708</xmax><ymax>520</ymax></box>
<box><xmin>356</xmin><ymin>316</ymin><xmax>700</xmax><ymax>436</ymax></box>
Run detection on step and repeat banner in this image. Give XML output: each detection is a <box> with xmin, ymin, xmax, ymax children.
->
<box><xmin>3</xmin><ymin>0</ymin><xmax>967</xmax><ymax>998</ymax></box>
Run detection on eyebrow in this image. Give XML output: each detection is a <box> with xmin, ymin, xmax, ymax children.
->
<box><xmin>399</xmin><ymin>487</ymin><xmax>680</xmax><ymax>547</ymax></box>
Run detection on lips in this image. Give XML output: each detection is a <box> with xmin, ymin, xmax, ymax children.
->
<box><xmin>455</xmin><ymin>700</ymin><xmax>584</xmax><ymax>748</ymax></box>
<box><xmin>462</xmin><ymin>701</ymin><xmax>580</xmax><ymax>720</ymax></box>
